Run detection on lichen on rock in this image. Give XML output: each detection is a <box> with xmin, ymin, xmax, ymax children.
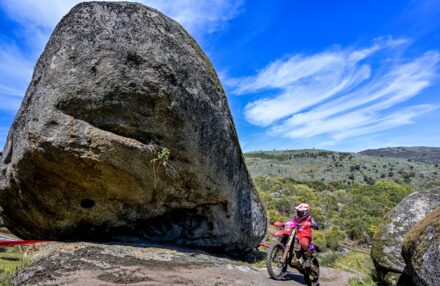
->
<box><xmin>371</xmin><ymin>187</ymin><xmax>440</xmax><ymax>285</ymax></box>
<box><xmin>402</xmin><ymin>208</ymin><xmax>440</xmax><ymax>286</ymax></box>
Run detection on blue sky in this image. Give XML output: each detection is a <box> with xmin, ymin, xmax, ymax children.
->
<box><xmin>1</xmin><ymin>0</ymin><xmax>440</xmax><ymax>152</ymax></box>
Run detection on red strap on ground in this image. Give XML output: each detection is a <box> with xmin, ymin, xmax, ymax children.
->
<box><xmin>0</xmin><ymin>240</ymin><xmax>48</xmax><ymax>246</ymax></box>
<box><xmin>259</xmin><ymin>242</ymin><xmax>270</xmax><ymax>249</ymax></box>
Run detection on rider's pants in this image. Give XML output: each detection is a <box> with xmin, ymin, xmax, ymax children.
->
<box><xmin>299</xmin><ymin>236</ymin><xmax>311</xmax><ymax>252</ymax></box>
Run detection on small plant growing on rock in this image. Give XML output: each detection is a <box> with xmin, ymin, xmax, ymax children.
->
<box><xmin>151</xmin><ymin>147</ymin><xmax>179</xmax><ymax>187</ymax></box>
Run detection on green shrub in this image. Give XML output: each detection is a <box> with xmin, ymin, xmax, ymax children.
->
<box><xmin>348</xmin><ymin>269</ymin><xmax>381</xmax><ymax>286</ymax></box>
<box><xmin>314</xmin><ymin>227</ymin><xmax>346</xmax><ymax>251</ymax></box>
<box><xmin>318</xmin><ymin>251</ymin><xmax>343</xmax><ymax>267</ymax></box>
<box><xmin>334</xmin><ymin>252</ymin><xmax>374</xmax><ymax>275</ymax></box>
<box><xmin>267</xmin><ymin>210</ymin><xmax>287</xmax><ymax>224</ymax></box>
<box><xmin>0</xmin><ymin>248</ymin><xmax>29</xmax><ymax>286</ymax></box>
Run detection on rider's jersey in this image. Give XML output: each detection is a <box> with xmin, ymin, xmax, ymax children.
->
<box><xmin>287</xmin><ymin>215</ymin><xmax>318</xmax><ymax>238</ymax></box>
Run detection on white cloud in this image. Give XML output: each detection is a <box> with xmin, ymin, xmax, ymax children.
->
<box><xmin>229</xmin><ymin>38</ymin><xmax>440</xmax><ymax>143</ymax></box>
<box><xmin>0</xmin><ymin>45</ymin><xmax>33</xmax><ymax>90</ymax></box>
<box><xmin>146</xmin><ymin>0</ymin><xmax>243</xmax><ymax>35</ymax></box>
<box><xmin>0</xmin><ymin>44</ymin><xmax>34</xmax><ymax>111</ymax></box>
<box><xmin>330</xmin><ymin>105</ymin><xmax>438</xmax><ymax>141</ymax></box>
<box><xmin>0</xmin><ymin>0</ymin><xmax>242</xmax><ymax>111</ymax></box>
<box><xmin>231</xmin><ymin>38</ymin><xmax>405</xmax><ymax>95</ymax></box>
<box><xmin>0</xmin><ymin>94</ymin><xmax>23</xmax><ymax>111</ymax></box>
<box><xmin>0</xmin><ymin>0</ymin><xmax>242</xmax><ymax>37</ymax></box>
<box><xmin>242</xmin><ymin>63</ymin><xmax>371</xmax><ymax>126</ymax></box>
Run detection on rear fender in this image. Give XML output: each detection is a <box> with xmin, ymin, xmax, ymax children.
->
<box><xmin>275</xmin><ymin>230</ymin><xmax>290</xmax><ymax>236</ymax></box>
<box><xmin>274</xmin><ymin>221</ymin><xmax>284</xmax><ymax>228</ymax></box>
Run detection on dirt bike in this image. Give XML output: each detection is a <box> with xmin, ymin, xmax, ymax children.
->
<box><xmin>266</xmin><ymin>221</ymin><xmax>320</xmax><ymax>286</ymax></box>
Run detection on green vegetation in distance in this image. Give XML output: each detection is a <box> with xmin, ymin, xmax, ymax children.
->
<box><xmin>255</xmin><ymin>176</ymin><xmax>412</xmax><ymax>248</ymax></box>
<box><xmin>254</xmin><ymin>174</ymin><xmax>411</xmax><ymax>285</ymax></box>
<box><xmin>245</xmin><ymin>149</ymin><xmax>440</xmax><ymax>190</ymax></box>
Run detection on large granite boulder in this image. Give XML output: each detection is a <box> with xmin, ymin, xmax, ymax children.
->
<box><xmin>402</xmin><ymin>207</ymin><xmax>440</xmax><ymax>286</ymax></box>
<box><xmin>371</xmin><ymin>188</ymin><xmax>440</xmax><ymax>285</ymax></box>
<box><xmin>0</xmin><ymin>1</ymin><xmax>266</xmax><ymax>253</ymax></box>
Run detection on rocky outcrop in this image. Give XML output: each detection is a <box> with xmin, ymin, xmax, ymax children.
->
<box><xmin>371</xmin><ymin>188</ymin><xmax>440</xmax><ymax>285</ymax></box>
<box><xmin>13</xmin><ymin>242</ymin><xmax>354</xmax><ymax>286</ymax></box>
<box><xmin>402</xmin><ymin>208</ymin><xmax>440</xmax><ymax>286</ymax></box>
<box><xmin>0</xmin><ymin>1</ymin><xmax>266</xmax><ymax>253</ymax></box>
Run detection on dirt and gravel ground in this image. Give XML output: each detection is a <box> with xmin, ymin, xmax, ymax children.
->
<box><xmin>13</xmin><ymin>242</ymin><xmax>354</xmax><ymax>286</ymax></box>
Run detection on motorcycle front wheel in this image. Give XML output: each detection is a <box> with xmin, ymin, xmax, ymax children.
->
<box><xmin>266</xmin><ymin>243</ymin><xmax>288</xmax><ymax>280</ymax></box>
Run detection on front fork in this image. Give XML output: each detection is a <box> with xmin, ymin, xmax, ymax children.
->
<box><xmin>280</xmin><ymin>228</ymin><xmax>296</xmax><ymax>263</ymax></box>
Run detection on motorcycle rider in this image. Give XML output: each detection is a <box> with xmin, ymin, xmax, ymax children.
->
<box><xmin>286</xmin><ymin>203</ymin><xmax>319</xmax><ymax>268</ymax></box>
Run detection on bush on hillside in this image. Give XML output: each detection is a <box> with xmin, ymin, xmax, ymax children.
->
<box><xmin>255</xmin><ymin>177</ymin><xmax>413</xmax><ymax>243</ymax></box>
<box><xmin>267</xmin><ymin>210</ymin><xmax>288</xmax><ymax>224</ymax></box>
<box><xmin>314</xmin><ymin>226</ymin><xmax>346</xmax><ymax>251</ymax></box>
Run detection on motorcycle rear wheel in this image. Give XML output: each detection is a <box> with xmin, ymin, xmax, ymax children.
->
<box><xmin>304</xmin><ymin>257</ymin><xmax>320</xmax><ymax>286</ymax></box>
<box><xmin>266</xmin><ymin>243</ymin><xmax>288</xmax><ymax>280</ymax></box>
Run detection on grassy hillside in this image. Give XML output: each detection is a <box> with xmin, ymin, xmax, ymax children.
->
<box><xmin>245</xmin><ymin>149</ymin><xmax>440</xmax><ymax>190</ymax></box>
<box><xmin>255</xmin><ymin>176</ymin><xmax>411</xmax><ymax>243</ymax></box>
<box><xmin>359</xmin><ymin>146</ymin><xmax>440</xmax><ymax>165</ymax></box>
<box><xmin>247</xmin><ymin>148</ymin><xmax>440</xmax><ymax>284</ymax></box>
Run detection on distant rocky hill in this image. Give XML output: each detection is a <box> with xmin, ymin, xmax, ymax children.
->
<box><xmin>245</xmin><ymin>149</ymin><xmax>440</xmax><ymax>190</ymax></box>
<box><xmin>360</xmin><ymin>146</ymin><xmax>440</xmax><ymax>165</ymax></box>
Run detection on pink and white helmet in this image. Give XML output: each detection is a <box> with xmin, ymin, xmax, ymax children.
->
<box><xmin>295</xmin><ymin>203</ymin><xmax>310</xmax><ymax>217</ymax></box>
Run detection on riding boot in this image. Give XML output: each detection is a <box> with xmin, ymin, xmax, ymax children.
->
<box><xmin>304</xmin><ymin>252</ymin><xmax>312</xmax><ymax>268</ymax></box>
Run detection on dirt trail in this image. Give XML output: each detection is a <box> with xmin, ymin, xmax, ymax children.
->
<box><xmin>14</xmin><ymin>242</ymin><xmax>354</xmax><ymax>286</ymax></box>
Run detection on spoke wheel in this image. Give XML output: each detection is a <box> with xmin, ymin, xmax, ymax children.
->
<box><xmin>304</xmin><ymin>257</ymin><xmax>320</xmax><ymax>286</ymax></box>
<box><xmin>266</xmin><ymin>243</ymin><xmax>287</xmax><ymax>280</ymax></box>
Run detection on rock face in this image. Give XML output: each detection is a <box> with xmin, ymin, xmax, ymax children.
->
<box><xmin>371</xmin><ymin>188</ymin><xmax>440</xmax><ymax>285</ymax></box>
<box><xmin>402</xmin><ymin>208</ymin><xmax>440</xmax><ymax>286</ymax></box>
<box><xmin>0</xmin><ymin>1</ymin><xmax>266</xmax><ymax>253</ymax></box>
